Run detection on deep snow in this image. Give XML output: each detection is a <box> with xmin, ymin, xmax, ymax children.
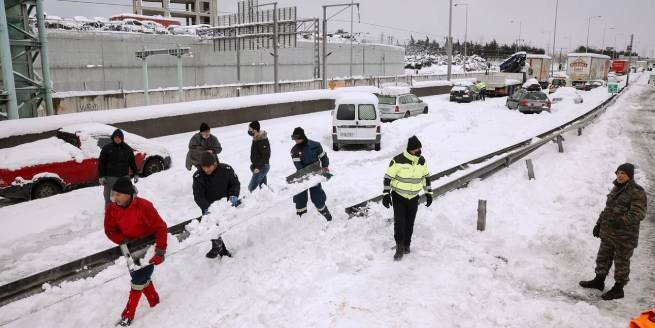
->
<box><xmin>0</xmin><ymin>74</ymin><xmax>651</xmax><ymax>327</ymax></box>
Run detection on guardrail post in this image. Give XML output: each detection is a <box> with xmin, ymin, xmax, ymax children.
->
<box><xmin>526</xmin><ymin>159</ymin><xmax>535</xmax><ymax>180</ymax></box>
<box><xmin>477</xmin><ymin>200</ymin><xmax>487</xmax><ymax>231</ymax></box>
<box><xmin>556</xmin><ymin>135</ymin><xmax>564</xmax><ymax>153</ymax></box>
<box><xmin>577</xmin><ymin>128</ymin><xmax>582</xmax><ymax>136</ymax></box>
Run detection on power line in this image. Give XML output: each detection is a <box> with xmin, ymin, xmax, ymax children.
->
<box><xmin>331</xmin><ymin>19</ymin><xmax>444</xmax><ymax>40</ymax></box>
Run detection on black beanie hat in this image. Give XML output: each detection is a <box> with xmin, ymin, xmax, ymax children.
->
<box><xmin>199</xmin><ymin>122</ymin><xmax>210</xmax><ymax>132</ymax></box>
<box><xmin>112</xmin><ymin>177</ymin><xmax>135</xmax><ymax>195</ymax></box>
<box><xmin>616</xmin><ymin>163</ymin><xmax>635</xmax><ymax>179</ymax></box>
<box><xmin>292</xmin><ymin>127</ymin><xmax>306</xmax><ymax>140</ymax></box>
<box><xmin>407</xmin><ymin>135</ymin><xmax>422</xmax><ymax>151</ymax></box>
<box><xmin>111</xmin><ymin>129</ymin><xmax>124</xmax><ymax>140</ymax></box>
<box><xmin>200</xmin><ymin>151</ymin><xmax>217</xmax><ymax>166</ymax></box>
<box><xmin>249</xmin><ymin>121</ymin><xmax>261</xmax><ymax>131</ymax></box>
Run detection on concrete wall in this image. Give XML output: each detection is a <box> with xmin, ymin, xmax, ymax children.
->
<box><xmin>40</xmin><ymin>30</ymin><xmax>405</xmax><ymax>92</ymax></box>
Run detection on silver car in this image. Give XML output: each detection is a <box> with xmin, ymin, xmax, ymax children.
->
<box><xmin>506</xmin><ymin>89</ymin><xmax>551</xmax><ymax>113</ymax></box>
<box><xmin>375</xmin><ymin>93</ymin><xmax>428</xmax><ymax>121</ymax></box>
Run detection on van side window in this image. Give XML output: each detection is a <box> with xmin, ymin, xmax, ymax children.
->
<box><xmin>358</xmin><ymin>104</ymin><xmax>377</xmax><ymax>120</ymax></box>
<box><xmin>336</xmin><ymin>104</ymin><xmax>356</xmax><ymax>120</ymax></box>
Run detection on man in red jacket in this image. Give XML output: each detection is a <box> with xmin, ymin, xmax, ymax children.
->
<box><xmin>104</xmin><ymin>177</ymin><xmax>168</xmax><ymax>327</ymax></box>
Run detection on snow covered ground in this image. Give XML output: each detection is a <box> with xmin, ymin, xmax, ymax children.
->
<box><xmin>0</xmin><ymin>75</ymin><xmax>651</xmax><ymax>327</ymax></box>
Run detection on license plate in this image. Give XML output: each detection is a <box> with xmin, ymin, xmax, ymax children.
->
<box><xmin>340</xmin><ymin>132</ymin><xmax>354</xmax><ymax>137</ymax></box>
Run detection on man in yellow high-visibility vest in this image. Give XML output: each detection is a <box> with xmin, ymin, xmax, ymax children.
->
<box><xmin>382</xmin><ymin>136</ymin><xmax>433</xmax><ymax>261</ymax></box>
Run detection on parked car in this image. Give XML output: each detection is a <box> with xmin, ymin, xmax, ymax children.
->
<box><xmin>0</xmin><ymin>123</ymin><xmax>172</xmax><ymax>200</ymax></box>
<box><xmin>332</xmin><ymin>93</ymin><xmax>381</xmax><ymax>151</ymax></box>
<box><xmin>375</xmin><ymin>89</ymin><xmax>427</xmax><ymax>121</ymax></box>
<box><xmin>142</xmin><ymin>21</ymin><xmax>169</xmax><ymax>34</ymax></box>
<box><xmin>550</xmin><ymin>87</ymin><xmax>583</xmax><ymax>104</ymax></box>
<box><xmin>547</xmin><ymin>76</ymin><xmax>567</xmax><ymax>93</ymax></box>
<box><xmin>449</xmin><ymin>84</ymin><xmax>480</xmax><ymax>103</ymax></box>
<box><xmin>506</xmin><ymin>88</ymin><xmax>551</xmax><ymax>113</ymax></box>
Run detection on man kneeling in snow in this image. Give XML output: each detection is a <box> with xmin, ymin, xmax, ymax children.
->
<box><xmin>579</xmin><ymin>163</ymin><xmax>647</xmax><ymax>300</ymax></box>
<box><xmin>104</xmin><ymin>177</ymin><xmax>168</xmax><ymax>326</ymax></box>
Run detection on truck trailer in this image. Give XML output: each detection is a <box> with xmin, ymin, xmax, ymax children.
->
<box><xmin>611</xmin><ymin>59</ymin><xmax>629</xmax><ymax>75</ymax></box>
<box><xmin>526</xmin><ymin>54</ymin><xmax>552</xmax><ymax>89</ymax></box>
<box><xmin>566</xmin><ymin>53</ymin><xmax>611</xmax><ymax>88</ymax></box>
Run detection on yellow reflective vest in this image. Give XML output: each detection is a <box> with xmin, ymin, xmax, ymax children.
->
<box><xmin>383</xmin><ymin>151</ymin><xmax>432</xmax><ymax>200</ymax></box>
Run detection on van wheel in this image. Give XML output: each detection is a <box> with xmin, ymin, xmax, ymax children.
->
<box><xmin>333</xmin><ymin>143</ymin><xmax>339</xmax><ymax>151</ymax></box>
<box><xmin>142</xmin><ymin>158</ymin><xmax>165</xmax><ymax>177</ymax></box>
<box><xmin>31</xmin><ymin>181</ymin><xmax>61</xmax><ymax>199</ymax></box>
<box><xmin>374</xmin><ymin>143</ymin><xmax>381</xmax><ymax>151</ymax></box>
<box><xmin>403</xmin><ymin>111</ymin><xmax>410</xmax><ymax>118</ymax></box>
<box><xmin>423</xmin><ymin>107</ymin><xmax>428</xmax><ymax>114</ymax></box>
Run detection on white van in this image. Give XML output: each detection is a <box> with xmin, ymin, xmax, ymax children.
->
<box><xmin>331</xmin><ymin>92</ymin><xmax>381</xmax><ymax>151</ymax></box>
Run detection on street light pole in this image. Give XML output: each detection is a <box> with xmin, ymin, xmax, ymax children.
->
<box><xmin>454</xmin><ymin>3</ymin><xmax>468</xmax><ymax>67</ymax></box>
<box><xmin>350</xmin><ymin>0</ymin><xmax>353</xmax><ymax>78</ymax></box>
<box><xmin>551</xmin><ymin>0</ymin><xmax>559</xmax><ymax>75</ymax></box>
<box><xmin>510</xmin><ymin>20</ymin><xmax>521</xmax><ymax>52</ymax></box>
<box><xmin>447</xmin><ymin>0</ymin><xmax>453</xmax><ymax>80</ymax></box>
<box><xmin>585</xmin><ymin>15</ymin><xmax>601</xmax><ymax>53</ymax></box>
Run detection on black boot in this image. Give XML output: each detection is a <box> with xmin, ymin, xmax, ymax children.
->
<box><xmin>601</xmin><ymin>283</ymin><xmax>624</xmax><ymax>300</ymax></box>
<box><xmin>579</xmin><ymin>274</ymin><xmax>605</xmax><ymax>291</ymax></box>
<box><xmin>206</xmin><ymin>238</ymin><xmax>232</xmax><ymax>259</ymax></box>
<box><xmin>393</xmin><ymin>244</ymin><xmax>404</xmax><ymax>261</ymax></box>
<box><xmin>319</xmin><ymin>207</ymin><xmax>332</xmax><ymax>221</ymax></box>
<box><xmin>403</xmin><ymin>244</ymin><xmax>410</xmax><ymax>254</ymax></box>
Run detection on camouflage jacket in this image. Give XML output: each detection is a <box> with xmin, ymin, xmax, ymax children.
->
<box><xmin>596</xmin><ymin>179</ymin><xmax>648</xmax><ymax>248</ymax></box>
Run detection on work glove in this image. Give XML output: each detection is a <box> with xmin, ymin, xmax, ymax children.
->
<box><xmin>98</xmin><ymin>177</ymin><xmax>106</xmax><ymax>185</ymax></box>
<box><xmin>229</xmin><ymin>196</ymin><xmax>239</xmax><ymax>207</ymax></box>
<box><xmin>253</xmin><ymin>168</ymin><xmax>260</xmax><ymax>174</ymax></box>
<box><xmin>202</xmin><ymin>209</ymin><xmax>210</xmax><ymax>216</ymax></box>
<box><xmin>149</xmin><ymin>249</ymin><xmax>165</xmax><ymax>265</ymax></box>
<box><xmin>382</xmin><ymin>193</ymin><xmax>392</xmax><ymax>208</ymax></box>
<box><xmin>593</xmin><ymin>224</ymin><xmax>600</xmax><ymax>238</ymax></box>
<box><xmin>425</xmin><ymin>194</ymin><xmax>433</xmax><ymax>207</ymax></box>
<box><xmin>133</xmin><ymin>176</ymin><xmax>139</xmax><ymax>184</ymax></box>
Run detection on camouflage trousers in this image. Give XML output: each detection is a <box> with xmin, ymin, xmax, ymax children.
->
<box><xmin>595</xmin><ymin>238</ymin><xmax>635</xmax><ymax>286</ymax></box>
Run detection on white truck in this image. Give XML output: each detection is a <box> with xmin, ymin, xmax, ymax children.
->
<box><xmin>526</xmin><ymin>54</ymin><xmax>553</xmax><ymax>89</ymax></box>
<box><xmin>478</xmin><ymin>72</ymin><xmax>524</xmax><ymax>96</ymax></box>
<box><xmin>566</xmin><ymin>53</ymin><xmax>611</xmax><ymax>89</ymax></box>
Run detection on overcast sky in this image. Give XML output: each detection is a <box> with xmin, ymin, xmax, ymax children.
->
<box><xmin>47</xmin><ymin>0</ymin><xmax>655</xmax><ymax>56</ymax></box>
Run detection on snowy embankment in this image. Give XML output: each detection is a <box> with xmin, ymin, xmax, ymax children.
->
<box><xmin>0</xmin><ymin>75</ymin><xmax>648</xmax><ymax>327</ymax></box>
<box><xmin>0</xmin><ymin>87</ymin><xmax>377</xmax><ymax>139</ymax></box>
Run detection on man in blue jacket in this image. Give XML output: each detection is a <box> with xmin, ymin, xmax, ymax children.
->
<box><xmin>290</xmin><ymin>127</ymin><xmax>332</xmax><ymax>221</ymax></box>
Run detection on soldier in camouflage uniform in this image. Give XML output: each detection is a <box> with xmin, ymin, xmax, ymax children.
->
<box><xmin>579</xmin><ymin>163</ymin><xmax>648</xmax><ymax>300</ymax></box>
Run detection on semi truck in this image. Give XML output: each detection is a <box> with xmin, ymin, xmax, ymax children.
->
<box><xmin>566</xmin><ymin>53</ymin><xmax>611</xmax><ymax>89</ymax></box>
<box><xmin>526</xmin><ymin>54</ymin><xmax>552</xmax><ymax>89</ymax></box>
<box><xmin>611</xmin><ymin>59</ymin><xmax>629</xmax><ymax>75</ymax></box>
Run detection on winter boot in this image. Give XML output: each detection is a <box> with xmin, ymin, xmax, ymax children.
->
<box><xmin>579</xmin><ymin>274</ymin><xmax>606</xmax><ymax>291</ymax></box>
<box><xmin>206</xmin><ymin>238</ymin><xmax>232</xmax><ymax>259</ymax></box>
<box><xmin>601</xmin><ymin>283</ymin><xmax>624</xmax><ymax>300</ymax></box>
<box><xmin>297</xmin><ymin>208</ymin><xmax>307</xmax><ymax>218</ymax></box>
<box><xmin>319</xmin><ymin>207</ymin><xmax>332</xmax><ymax>221</ymax></box>
<box><xmin>393</xmin><ymin>244</ymin><xmax>404</xmax><ymax>261</ymax></box>
<box><xmin>403</xmin><ymin>244</ymin><xmax>411</xmax><ymax>254</ymax></box>
<box><xmin>119</xmin><ymin>289</ymin><xmax>143</xmax><ymax>326</ymax></box>
<box><xmin>142</xmin><ymin>281</ymin><xmax>160</xmax><ymax>308</ymax></box>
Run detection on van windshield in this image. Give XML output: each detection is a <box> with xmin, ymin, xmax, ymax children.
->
<box><xmin>336</xmin><ymin>104</ymin><xmax>356</xmax><ymax>120</ymax></box>
<box><xmin>376</xmin><ymin>94</ymin><xmax>396</xmax><ymax>105</ymax></box>
<box><xmin>358</xmin><ymin>104</ymin><xmax>377</xmax><ymax>120</ymax></box>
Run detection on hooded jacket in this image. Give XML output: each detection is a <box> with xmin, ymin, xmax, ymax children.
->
<box><xmin>104</xmin><ymin>196</ymin><xmax>168</xmax><ymax>252</ymax></box>
<box><xmin>185</xmin><ymin>133</ymin><xmax>222</xmax><ymax>170</ymax></box>
<box><xmin>98</xmin><ymin>129</ymin><xmax>138</xmax><ymax>178</ymax></box>
<box><xmin>250</xmin><ymin>131</ymin><xmax>271</xmax><ymax>171</ymax></box>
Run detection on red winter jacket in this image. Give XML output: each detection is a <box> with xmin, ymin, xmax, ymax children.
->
<box><xmin>104</xmin><ymin>196</ymin><xmax>168</xmax><ymax>251</ymax></box>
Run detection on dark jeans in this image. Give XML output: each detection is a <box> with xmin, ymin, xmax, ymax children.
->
<box><xmin>392</xmin><ymin>192</ymin><xmax>419</xmax><ymax>247</ymax></box>
<box><xmin>293</xmin><ymin>183</ymin><xmax>327</xmax><ymax>213</ymax></box>
<box><xmin>248</xmin><ymin>164</ymin><xmax>270</xmax><ymax>192</ymax></box>
<box><xmin>130</xmin><ymin>264</ymin><xmax>154</xmax><ymax>289</ymax></box>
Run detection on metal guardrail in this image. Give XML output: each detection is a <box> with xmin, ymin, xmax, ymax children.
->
<box><xmin>0</xmin><ymin>87</ymin><xmax>622</xmax><ymax>308</ymax></box>
<box><xmin>345</xmin><ymin>91</ymin><xmax>621</xmax><ymax>216</ymax></box>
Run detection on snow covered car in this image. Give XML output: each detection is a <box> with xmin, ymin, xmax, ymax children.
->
<box><xmin>375</xmin><ymin>87</ymin><xmax>428</xmax><ymax>121</ymax></box>
<box><xmin>449</xmin><ymin>85</ymin><xmax>480</xmax><ymax>103</ymax></box>
<box><xmin>0</xmin><ymin>123</ymin><xmax>171</xmax><ymax>200</ymax></box>
<box><xmin>506</xmin><ymin>88</ymin><xmax>551</xmax><ymax>113</ymax></box>
<box><xmin>549</xmin><ymin>87</ymin><xmax>583</xmax><ymax>104</ymax></box>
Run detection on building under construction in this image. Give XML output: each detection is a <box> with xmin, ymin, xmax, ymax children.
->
<box><xmin>133</xmin><ymin>0</ymin><xmax>218</xmax><ymax>26</ymax></box>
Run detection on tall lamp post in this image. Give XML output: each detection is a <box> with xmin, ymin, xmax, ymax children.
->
<box><xmin>447</xmin><ymin>0</ymin><xmax>453</xmax><ymax>80</ymax></box>
<box><xmin>551</xmin><ymin>0</ymin><xmax>559</xmax><ymax>75</ymax></box>
<box><xmin>454</xmin><ymin>3</ymin><xmax>468</xmax><ymax>72</ymax></box>
<box><xmin>322</xmin><ymin>2</ymin><xmax>360</xmax><ymax>88</ymax></box>
<box><xmin>510</xmin><ymin>20</ymin><xmax>522</xmax><ymax>52</ymax></box>
<box><xmin>585</xmin><ymin>15</ymin><xmax>601</xmax><ymax>53</ymax></box>
<box><xmin>602</xmin><ymin>26</ymin><xmax>615</xmax><ymax>56</ymax></box>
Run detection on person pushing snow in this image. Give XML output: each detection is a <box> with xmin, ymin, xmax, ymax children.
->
<box><xmin>290</xmin><ymin>127</ymin><xmax>332</xmax><ymax>221</ymax></box>
<box><xmin>104</xmin><ymin>177</ymin><xmax>168</xmax><ymax>326</ymax></box>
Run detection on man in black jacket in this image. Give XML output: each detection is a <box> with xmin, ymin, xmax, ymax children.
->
<box><xmin>248</xmin><ymin>121</ymin><xmax>271</xmax><ymax>192</ymax></box>
<box><xmin>98</xmin><ymin>129</ymin><xmax>138</xmax><ymax>205</ymax></box>
<box><xmin>193</xmin><ymin>152</ymin><xmax>240</xmax><ymax>259</ymax></box>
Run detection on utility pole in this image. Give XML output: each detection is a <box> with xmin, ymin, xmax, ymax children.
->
<box><xmin>510</xmin><ymin>20</ymin><xmax>521</xmax><ymax>52</ymax></box>
<box><xmin>626</xmin><ymin>34</ymin><xmax>633</xmax><ymax>87</ymax></box>
<box><xmin>586</xmin><ymin>15</ymin><xmax>601</xmax><ymax>53</ymax></box>
<box><xmin>454</xmin><ymin>3</ymin><xmax>468</xmax><ymax>71</ymax></box>
<box><xmin>447</xmin><ymin>0</ymin><xmax>453</xmax><ymax>80</ymax></box>
<box><xmin>0</xmin><ymin>3</ymin><xmax>18</xmax><ymax>119</ymax></box>
<box><xmin>253</xmin><ymin>2</ymin><xmax>279</xmax><ymax>92</ymax></box>
<box><xmin>322</xmin><ymin>3</ymin><xmax>360</xmax><ymax>88</ymax></box>
<box><xmin>350</xmin><ymin>0</ymin><xmax>353</xmax><ymax>77</ymax></box>
<box><xmin>551</xmin><ymin>0</ymin><xmax>559</xmax><ymax>75</ymax></box>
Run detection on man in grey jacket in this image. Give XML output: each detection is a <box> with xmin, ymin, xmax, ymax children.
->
<box><xmin>185</xmin><ymin>122</ymin><xmax>222</xmax><ymax>171</ymax></box>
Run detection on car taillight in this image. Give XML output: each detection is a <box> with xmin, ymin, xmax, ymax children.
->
<box><xmin>546</xmin><ymin>100</ymin><xmax>551</xmax><ymax>108</ymax></box>
<box><xmin>376</xmin><ymin>126</ymin><xmax>381</xmax><ymax>133</ymax></box>
<box><xmin>332</xmin><ymin>126</ymin><xmax>336</xmax><ymax>134</ymax></box>
<box><xmin>394</xmin><ymin>106</ymin><xmax>400</xmax><ymax>113</ymax></box>
<box><xmin>520</xmin><ymin>99</ymin><xmax>529</xmax><ymax>106</ymax></box>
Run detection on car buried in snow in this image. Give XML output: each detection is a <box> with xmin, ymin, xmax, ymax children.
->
<box><xmin>549</xmin><ymin>87</ymin><xmax>584</xmax><ymax>105</ymax></box>
<box><xmin>449</xmin><ymin>84</ymin><xmax>481</xmax><ymax>103</ymax></box>
<box><xmin>0</xmin><ymin>123</ymin><xmax>172</xmax><ymax>201</ymax></box>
